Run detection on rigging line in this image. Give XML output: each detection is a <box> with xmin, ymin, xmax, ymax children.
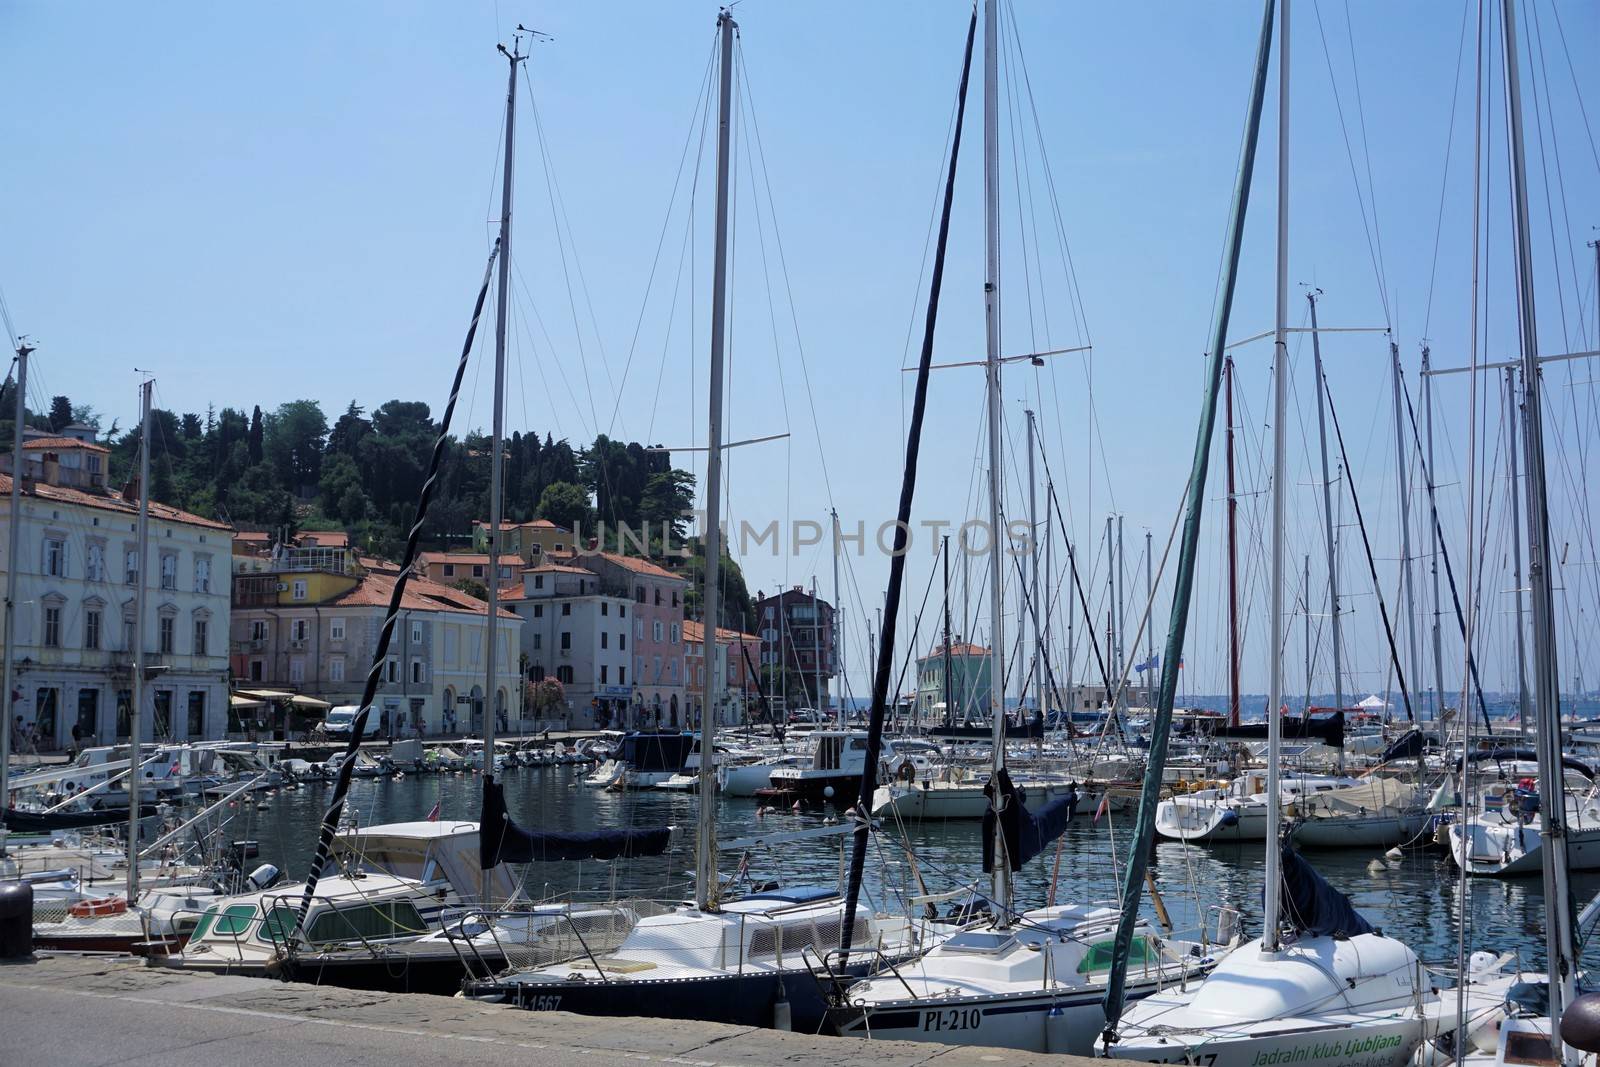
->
<box><xmin>519</xmin><ymin>69</ymin><xmax>602</xmax><ymax>441</ymax></box>
<box><xmin>509</xmin><ymin>259</ymin><xmax>587</xmax><ymax>439</ymax></box>
<box><xmin>1423</xmin><ymin>0</ymin><xmax>1476</xmax><ymax>337</ymax></box>
<box><xmin>1003</xmin><ymin>2</ymin><xmax>1052</xmax><ymax>354</ymax></box>
<box><xmin>1340</xmin><ymin>0</ymin><xmax>1392</xmax><ymax>312</ymax></box>
<box><xmin>735</xmin><ymin>49</ymin><xmax>838</xmax><ymax>508</ymax></box>
<box><xmin>602</xmin><ymin>35</ymin><xmax>719</xmax><ymax>441</ymax></box>
<box><xmin>1310</xmin><ymin>0</ymin><xmax>1392</xmax><ymax>326</ymax></box>
<box><xmin>1543</xmin><ymin>1</ymin><xmax>1600</xmax><ymax>179</ymax></box>
<box><xmin>1321</xmin><ymin>363</ymin><xmax>1415</xmax><ymax>722</ymax></box>
<box><xmin>1519</xmin><ymin>1</ymin><xmax>1576</xmax><ymax>354</ymax></box>
<box><xmin>998</xmin><ymin>7</ymin><xmax>1040</xmax><ymax>358</ymax></box>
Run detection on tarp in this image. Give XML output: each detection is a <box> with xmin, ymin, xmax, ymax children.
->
<box><xmin>229</xmin><ymin>695</ymin><xmax>267</xmax><ymax>708</ymax></box>
<box><xmin>1379</xmin><ymin>729</ymin><xmax>1425</xmax><ymax>763</ymax></box>
<box><xmin>1298</xmin><ymin>778</ymin><xmax>1416</xmax><ymax>819</ymax></box>
<box><xmin>1</xmin><ymin>806</ymin><xmax>129</xmax><ymax>832</ymax></box>
<box><xmin>479</xmin><ymin>780</ymin><xmax>672</xmax><ymax>867</ymax></box>
<box><xmin>1215</xmin><ymin>710</ymin><xmax>1345</xmax><ymax>748</ymax></box>
<box><xmin>981</xmin><ymin>767</ymin><xmax>1076</xmax><ymax>873</ymax></box>
<box><xmin>617</xmin><ymin>732</ymin><xmax>697</xmax><ymax>773</ymax></box>
<box><xmin>1357</xmin><ymin>694</ymin><xmax>1389</xmax><ymax>709</ymax></box>
<box><xmin>290</xmin><ymin>695</ymin><xmax>332</xmax><ymax>710</ymax></box>
<box><xmin>1279</xmin><ymin>842</ymin><xmax>1376</xmax><ymax>938</ymax></box>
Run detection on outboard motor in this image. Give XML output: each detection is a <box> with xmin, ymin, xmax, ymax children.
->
<box><xmin>246</xmin><ymin>864</ymin><xmax>280</xmax><ymax>891</ymax></box>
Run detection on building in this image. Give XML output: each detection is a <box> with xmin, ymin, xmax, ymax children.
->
<box><xmin>501</xmin><ymin>562</ymin><xmax>630</xmax><ymax>730</ymax></box>
<box><xmin>914</xmin><ymin>640</ymin><xmax>993</xmax><ymax>724</ymax></box>
<box><xmin>683</xmin><ymin>621</ymin><xmax>764</xmax><ymax>726</ymax></box>
<box><xmin>0</xmin><ymin>436</ymin><xmax>233</xmax><ymax>748</ymax></box>
<box><xmin>414</xmin><ymin>551</ymin><xmax>522</xmax><ymax>588</ymax></box>
<box><xmin>754</xmin><ymin>586</ymin><xmax>838</xmax><ymax>711</ymax></box>
<box><xmin>471</xmin><ymin>519</ymin><xmax>572</xmax><ymax>565</ymax></box>
<box><xmin>229</xmin><ymin>535</ymin><xmax>521</xmax><ymax>737</ymax></box>
<box><xmin>563</xmin><ymin>550</ymin><xmax>688</xmax><ymax>726</ymax></box>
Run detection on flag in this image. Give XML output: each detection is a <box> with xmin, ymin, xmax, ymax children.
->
<box><xmin>1093</xmin><ymin>792</ymin><xmax>1111</xmax><ymax>825</ymax></box>
<box><xmin>1134</xmin><ymin>654</ymin><xmax>1159</xmax><ymax>673</ymax></box>
<box><xmin>1177</xmin><ymin>655</ymin><xmax>1185</xmax><ymax>670</ymax></box>
<box><xmin>425</xmin><ymin>800</ymin><xmax>440</xmax><ymax>822</ymax></box>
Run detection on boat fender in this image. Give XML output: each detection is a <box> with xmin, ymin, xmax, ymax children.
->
<box><xmin>1219</xmin><ymin>809</ymin><xmax>1239</xmax><ymax>827</ymax></box>
<box><xmin>1562</xmin><ymin>994</ymin><xmax>1600</xmax><ymax>1053</ymax></box>
<box><xmin>898</xmin><ymin>761</ymin><xmax>915</xmax><ymax>784</ymax></box>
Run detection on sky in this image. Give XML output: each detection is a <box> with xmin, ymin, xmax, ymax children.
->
<box><xmin>2</xmin><ymin>1</ymin><xmax>1597</xmax><ymax>708</ymax></box>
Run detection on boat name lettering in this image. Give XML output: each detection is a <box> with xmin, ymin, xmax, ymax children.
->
<box><xmin>1248</xmin><ymin>1034</ymin><xmax>1404</xmax><ymax>1067</ymax></box>
<box><xmin>922</xmin><ymin>1007</ymin><xmax>982</xmax><ymax>1032</ymax></box>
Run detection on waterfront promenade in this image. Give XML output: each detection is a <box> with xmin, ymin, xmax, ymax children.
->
<box><xmin>0</xmin><ymin>954</ymin><xmax>1087</xmax><ymax>1066</ymax></box>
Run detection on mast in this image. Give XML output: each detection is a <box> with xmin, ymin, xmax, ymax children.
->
<box><xmin>482</xmin><ymin>37</ymin><xmax>522</xmax><ymax>894</ymax></box>
<box><xmin>1027</xmin><ymin>411</ymin><xmax>1043</xmax><ymax>735</ymax></box>
<box><xmin>1505</xmin><ymin>368</ymin><xmax>1532</xmax><ymax>737</ymax></box>
<box><xmin>831</xmin><ymin>508</ymin><xmax>842</xmax><ymax>720</ymax></box>
<box><xmin>980</xmin><ymin>0</ymin><xmax>1011</xmax><ymax>919</ymax></box>
<box><xmin>811</xmin><ymin>576</ymin><xmax>822</xmax><ymax>715</ymax></box>
<box><xmin>1308</xmin><ymin>293</ymin><xmax>1343</xmax><ymax>714</ymax></box>
<box><xmin>1304</xmin><ymin>554</ymin><xmax>1312</xmax><ymax>712</ymax></box>
<box><xmin>838</xmin><ymin>3</ymin><xmax>976</xmax><ymax>962</ymax></box>
<box><xmin>941</xmin><ymin>535</ymin><xmax>955</xmax><ymax>728</ymax></box>
<box><xmin>1102</xmin><ymin>0</ymin><xmax>1279</xmax><ymax>1037</ymax></box>
<box><xmin>1145</xmin><ymin>529</ymin><xmax>1154</xmax><ymax>709</ymax></box>
<box><xmin>1423</xmin><ymin>345</ymin><xmax>1447</xmax><ymax>716</ymax></box>
<box><xmin>1116</xmin><ymin>515</ymin><xmax>1127</xmax><ymax>718</ymax></box>
<box><xmin>0</xmin><ymin>337</ymin><xmax>31</xmax><ymax>824</ymax></box>
<box><xmin>693</xmin><ymin>8</ymin><xmax>736</xmax><ymax>913</ymax></box>
<box><xmin>1262</xmin><ymin>0</ymin><xmax>1289</xmax><ymax>955</ymax></box>
<box><xmin>1501</xmin><ymin>0</ymin><xmax>1575</xmax><ymax>1051</ymax></box>
<box><xmin>1389</xmin><ymin>341</ymin><xmax>1424</xmax><ymax>719</ymax></box>
<box><xmin>127</xmin><ymin>377</ymin><xmax>153</xmax><ymax>901</ymax></box>
<box><xmin>1226</xmin><ymin>356</ymin><xmax>1241</xmax><ymax>726</ymax></box>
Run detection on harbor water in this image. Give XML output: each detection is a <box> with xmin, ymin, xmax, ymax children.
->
<box><xmin>239</xmin><ymin>760</ymin><xmax>1592</xmax><ymax>980</ymax></box>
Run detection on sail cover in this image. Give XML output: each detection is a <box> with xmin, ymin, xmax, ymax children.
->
<box><xmin>479</xmin><ymin>780</ymin><xmax>672</xmax><ymax>867</ymax></box>
<box><xmin>1</xmin><ymin>806</ymin><xmax>129</xmax><ymax>832</ymax></box>
<box><xmin>981</xmin><ymin>768</ymin><xmax>1075</xmax><ymax>873</ymax></box>
<box><xmin>1278</xmin><ymin>843</ymin><xmax>1375</xmax><ymax>938</ymax></box>
<box><xmin>1215</xmin><ymin>709</ymin><xmax>1345</xmax><ymax>748</ymax></box>
<box><xmin>1379</xmin><ymin>729</ymin><xmax>1425</xmax><ymax>762</ymax></box>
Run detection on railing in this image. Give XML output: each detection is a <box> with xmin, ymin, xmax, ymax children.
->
<box><xmin>443</xmin><ymin>901</ymin><xmax>666</xmax><ymax>982</ymax></box>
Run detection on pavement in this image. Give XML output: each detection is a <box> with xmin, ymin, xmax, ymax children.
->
<box><xmin>0</xmin><ymin>954</ymin><xmax>1094</xmax><ymax>1067</ymax></box>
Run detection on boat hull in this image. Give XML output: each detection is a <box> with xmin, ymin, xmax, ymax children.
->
<box><xmin>1108</xmin><ymin>1017</ymin><xmax>1424</xmax><ymax>1067</ymax></box>
<box><xmin>1290</xmin><ymin>812</ymin><xmax>1429</xmax><ymax>849</ymax></box>
<box><xmin>161</xmin><ymin>949</ymin><xmax>491</xmax><ymax>997</ymax></box>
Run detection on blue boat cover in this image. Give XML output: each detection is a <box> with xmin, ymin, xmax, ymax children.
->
<box><xmin>1278</xmin><ymin>842</ymin><xmax>1375</xmax><ymax>938</ymax></box>
<box><xmin>479</xmin><ymin>780</ymin><xmax>672</xmax><ymax>867</ymax></box>
<box><xmin>2</xmin><ymin>806</ymin><xmax>127</xmax><ymax>832</ymax></box>
<box><xmin>981</xmin><ymin>768</ymin><xmax>1076</xmax><ymax>872</ymax></box>
<box><xmin>739</xmin><ymin>885</ymin><xmax>837</xmax><ymax>904</ymax></box>
<box><xmin>1380</xmin><ymin>729</ymin><xmax>1425</xmax><ymax>763</ymax></box>
<box><xmin>1215</xmin><ymin>710</ymin><xmax>1345</xmax><ymax>748</ymax></box>
<box><xmin>618</xmin><ymin>732</ymin><xmax>697</xmax><ymax>773</ymax></box>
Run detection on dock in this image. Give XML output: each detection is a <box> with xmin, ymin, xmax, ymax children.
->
<box><xmin>0</xmin><ymin>954</ymin><xmax>1091</xmax><ymax>1066</ymax></box>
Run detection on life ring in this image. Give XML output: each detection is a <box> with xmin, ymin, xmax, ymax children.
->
<box><xmin>897</xmin><ymin>761</ymin><xmax>916</xmax><ymax>784</ymax></box>
<box><xmin>69</xmin><ymin>897</ymin><xmax>128</xmax><ymax>918</ymax></box>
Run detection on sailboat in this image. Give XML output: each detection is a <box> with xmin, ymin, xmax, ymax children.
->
<box><xmin>460</xmin><ymin>14</ymin><xmax>933</xmax><ymax>1032</ymax></box>
<box><xmin>823</xmin><ymin>5</ymin><xmax>1218</xmax><ymax>1055</ymax></box>
<box><xmin>1101</xmin><ymin>3</ymin><xmax>1520</xmax><ymax>1064</ymax></box>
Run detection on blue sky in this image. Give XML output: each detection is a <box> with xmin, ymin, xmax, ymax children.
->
<box><xmin>3</xmin><ymin>1</ymin><xmax>1597</xmax><ymax>705</ymax></box>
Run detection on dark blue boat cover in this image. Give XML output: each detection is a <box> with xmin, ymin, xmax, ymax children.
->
<box><xmin>618</xmin><ymin>732</ymin><xmax>697</xmax><ymax>773</ymax></box>
<box><xmin>1279</xmin><ymin>842</ymin><xmax>1375</xmax><ymax>938</ymax></box>
<box><xmin>1215</xmin><ymin>710</ymin><xmax>1345</xmax><ymax>748</ymax></box>
<box><xmin>981</xmin><ymin>768</ymin><xmax>1076</xmax><ymax>872</ymax></box>
<box><xmin>1379</xmin><ymin>729</ymin><xmax>1425</xmax><ymax>762</ymax></box>
<box><xmin>479</xmin><ymin>780</ymin><xmax>672</xmax><ymax>867</ymax></box>
<box><xmin>2</xmin><ymin>806</ymin><xmax>127</xmax><ymax>832</ymax></box>
<box><xmin>1456</xmin><ymin>747</ymin><xmax>1596</xmax><ymax>780</ymax></box>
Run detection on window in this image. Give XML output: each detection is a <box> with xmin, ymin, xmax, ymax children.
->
<box><xmin>557</xmin><ymin>665</ymin><xmax>574</xmax><ymax>685</ymax></box>
<box><xmin>329</xmin><ymin>657</ymin><xmax>345</xmax><ymax>683</ymax></box>
<box><xmin>193</xmin><ymin>618</ymin><xmax>208</xmax><ymax>657</ymax></box>
<box><xmin>672</xmin><ymin>591</ymin><xmax>679</xmax><ymax>608</ymax></box>
<box><xmin>84</xmin><ymin>609</ymin><xmax>101</xmax><ymax>650</ymax></box>
<box><xmin>86</xmin><ymin>543</ymin><xmax>105</xmax><ymax>582</ymax></box>
<box><xmin>249</xmin><ymin>660</ymin><xmax>263</xmax><ymax>681</ymax></box>
<box><xmin>669</xmin><ymin>659</ymin><xmax>677</xmax><ymax>681</ymax></box>
<box><xmin>330</xmin><ymin>618</ymin><xmax>345</xmax><ymax>641</ymax></box>
<box><xmin>411</xmin><ymin>622</ymin><xmax>423</xmax><ymax>645</ymax></box>
<box><xmin>600</xmin><ymin>632</ymin><xmax>608</xmax><ymax>649</ymax></box>
<box><xmin>43</xmin><ymin>605</ymin><xmax>61</xmax><ymax>647</ymax></box>
<box><xmin>653</xmin><ymin>655</ymin><xmax>662</xmax><ymax>681</ymax></box>
<box><xmin>635</xmin><ymin>585</ymin><xmax>646</xmax><ymax>603</ymax></box>
<box><xmin>256</xmin><ymin>906</ymin><xmax>296</xmax><ymax>946</ymax></box>
<box><xmin>291</xmin><ymin>619</ymin><xmax>308</xmax><ymax>642</ymax></box>
<box><xmin>443</xmin><ymin>564</ymin><xmax>456</xmax><ymax>578</ymax></box>
<box><xmin>288</xmin><ymin>656</ymin><xmax>304</xmax><ymax>683</ymax></box>
<box><xmin>619</xmin><ymin>633</ymin><xmax>626</xmax><ymax>651</ymax></box>
<box><xmin>670</xmin><ymin>623</ymin><xmax>680</xmax><ymax>644</ymax></box>
<box><xmin>620</xmin><ymin>605</ymin><xmax>627</xmax><ymax>619</ymax></box>
<box><xmin>533</xmin><ymin>574</ymin><xmax>545</xmax><ymax>590</ymax></box>
<box><xmin>560</xmin><ymin>632</ymin><xmax>571</xmax><ymax>651</ymax></box>
<box><xmin>561</xmin><ymin>603</ymin><xmax>571</xmax><ymax>616</ymax></box>
<box><xmin>158</xmin><ymin>615</ymin><xmax>175</xmax><ymax>654</ymax></box>
<box><xmin>411</xmin><ymin>659</ymin><xmax>424</xmax><ymax>684</ymax></box>
<box><xmin>653</xmin><ymin>620</ymin><xmax>663</xmax><ymax>642</ymax></box>
<box><xmin>44</xmin><ymin>537</ymin><xmax>66</xmax><ymax>577</ymax></box>
<box><xmin>385</xmin><ymin>657</ymin><xmax>398</xmax><ymax>683</ymax></box>
<box><xmin>654</xmin><ymin>588</ymin><xmax>661</xmax><ymax>606</ymax></box>
<box><xmin>250</xmin><ymin>619</ymin><xmax>267</xmax><ymax>641</ymax></box>
<box><xmin>291</xmin><ymin>579</ymin><xmax>307</xmax><ymax>601</ymax></box>
<box><xmin>194</xmin><ymin>557</ymin><xmax>211</xmax><ymax>593</ymax></box>
<box><xmin>532</xmin><ymin>633</ymin><xmax>541</xmax><ymax>650</ymax></box>
<box><xmin>125</xmin><ymin>548</ymin><xmax>139</xmax><ymax>585</ymax></box>
<box><xmin>472</xmin><ymin>565</ymin><xmax>484</xmax><ymax>578</ymax></box>
<box><xmin>533</xmin><ymin>604</ymin><xmax>543</xmax><ymax>618</ymax></box>
<box><xmin>160</xmin><ymin>553</ymin><xmax>177</xmax><ymax>590</ymax></box>
<box><xmin>600</xmin><ymin>665</ymin><xmax>608</xmax><ymax>684</ymax></box>
<box><xmin>618</xmin><ymin>666</ymin><xmax>626</xmax><ymax>686</ymax></box>
<box><xmin>187</xmin><ymin>691</ymin><xmax>206</xmax><ymax>737</ymax></box>
<box><xmin>305</xmin><ymin>901</ymin><xmax>425</xmax><ymax>945</ymax></box>
<box><xmin>600</xmin><ymin>602</ymin><xmax>609</xmax><ymax>616</ymax></box>
<box><xmin>195</xmin><ymin>903</ymin><xmax>259</xmax><ymax>941</ymax></box>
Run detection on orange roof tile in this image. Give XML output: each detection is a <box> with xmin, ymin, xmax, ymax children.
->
<box><xmin>21</xmin><ymin>436</ymin><xmax>110</xmax><ymax>453</ymax></box>
<box><xmin>0</xmin><ymin>473</ymin><xmax>231</xmax><ymax>531</ymax></box>
<box><xmin>418</xmin><ymin>551</ymin><xmax>522</xmax><ymax>568</ymax></box>
<box><xmin>523</xmin><ymin>562</ymin><xmax>592</xmax><ymax>576</ymax></box>
<box><xmin>919</xmin><ymin>642</ymin><xmax>990</xmax><ymax>660</ymax></box>
<box><xmin>325</xmin><ymin>567</ymin><xmax>519</xmax><ymax>619</ymax></box>
<box><xmin>578</xmin><ymin>550</ymin><xmax>683</xmax><ymax>581</ymax></box>
<box><xmin>298</xmin><ymin>530</ymin><xmax>350</xmax><ymax>547</ymax></box>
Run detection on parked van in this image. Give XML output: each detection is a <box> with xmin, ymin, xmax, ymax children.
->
<box><xmin>324</xmin><ymin>705</ymin><xmax>362</xmax><ymax>740</ymax></box>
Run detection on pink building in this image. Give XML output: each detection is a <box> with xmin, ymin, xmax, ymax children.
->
<box><xmin>566</xmin><ymin>551</ymin><xmax>687</xmax><ymax>728</ymax></box>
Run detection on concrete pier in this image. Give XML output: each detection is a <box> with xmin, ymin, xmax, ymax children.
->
<box><xmin>0</xmin><ymin>954</ymin><xmax>1093</xmax><ymax>1066</ymax></box>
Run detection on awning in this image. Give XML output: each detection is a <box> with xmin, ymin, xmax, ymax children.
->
<box><xmin>1357</xmin><ymin>694</ymin><xmax>1389</xmax><ymax>709</ymax></box>
<box><xmin>229</xmin><ymin>695</ymin><xmax>267</xmax><ymax>709</ymax></box>
<box><xmin>236</xmin><ymin>689</ymin><xmax>295</xmax><ymax>700</ymax></box>
<box><xmin>289</xmin><ymin>695</ymin><xmax>332</xmax><ymax>711</ymax></box>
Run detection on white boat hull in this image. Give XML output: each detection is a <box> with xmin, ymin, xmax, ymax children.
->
<box><xmin>1290</xmin><ymin>811</ymin><xmax>1429</xmax><ymax>848</ymax></box>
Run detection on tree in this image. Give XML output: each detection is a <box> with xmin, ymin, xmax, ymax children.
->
<box><xmin>327</xmin><ymin>401</ymin><xmax>371</xmax><ymax>458</ymax></box>
<box><xmin>529</xmin><ymin>677</ymin><xmax>565</xmax><ymax>716</ymax></box>
<box><xmin>247</xmin><ymin>405</ymin><xmax>264</xmax><ymax>464</ymax></box>
<box><xmin>264</xmin><ymin>399</ymin><xmax>327</xmax><ymax>493</ymax></box>
<box><xmin>47</xmin><ymin>395</ymin><xmax>73</xmax><ymax>433</ymax></box>
<box><xmin>453</xmin><ymin>578</ymin><xmax>488</xmax><ymax>600</ymax></box>
<box><xmin>536</xmin><ymin>481</ymin><xmax>593</xmax><ymax>532</ymax></box>
<box><xmin>639</xmin><ymin>468</ymin><xmax>695</xmax><ymax>536</ymax></box>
